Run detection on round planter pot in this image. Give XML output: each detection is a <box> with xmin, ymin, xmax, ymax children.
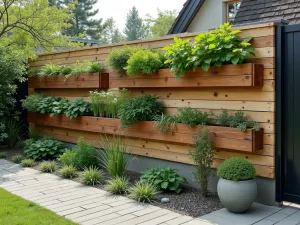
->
<box><xmin>217</xmin><ymin>178</ymin><xmax>257</xmax><ymax>213</ymax></box>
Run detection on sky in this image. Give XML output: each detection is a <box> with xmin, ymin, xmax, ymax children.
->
<box><xmin>94</xmin><ymin>0</ymin><xmax>187</xmax><ymax>31</ymax></box>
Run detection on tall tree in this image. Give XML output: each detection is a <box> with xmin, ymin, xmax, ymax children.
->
<box><xmin>124</xmin><ymin>6</ymin><xmax>147</xmax><ymax>41</ymax></box>
<box><xmin>99</xmin><ymin>18</ymin><xmax>125</xmax><ymax>44</ymax></box>
<box><xmin>145</xmin><ymin>9</ymin><xmax>177</xmax><ymax>37</ymax></box>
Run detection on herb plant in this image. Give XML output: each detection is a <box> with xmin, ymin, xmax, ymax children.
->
<box><xmin>88</xmin><ymin>61</ymin><xmax>105</xmax><ymax>73</ymax></box>
<box><xmin>128</xmin><ymin>181</ymin><xmax>160</xmax><ymax>202</ymax></box>
<box><xmin>58</xmin><ymin>149</ymin><xmax>77</xmax><ymax>166</ymax></box>
<box><xmin>64</xmin><ymin>98</ymin><xmax>91</xmax><ymax>119</ymax></box>
<box><xmin>140</xmin><ymin>167</ymin><xmax>187</xmax><ymax>193</ymax></box>
<box><xmin>154</xmin><ymin>114</ymin><xmax>178</xmax><ymax>134</ymax></box>
<box><xmin>177</xmin><ymin>107</ymin><xmax>211</xmax><ymax>127</ymax></box>
<box><xmin>189</xmin><ymin>129</ymin><xmax>214</xmax><ymax>196</ymax></box>
<box><xmin>73</xmin><ymin>137</ymin><xmax>98</xmax><ymax>169</ymax></box>
<box><xmin>61</xmin><ymin>65</ymin><xmax>73</xmax><ymax>75</ymax></box>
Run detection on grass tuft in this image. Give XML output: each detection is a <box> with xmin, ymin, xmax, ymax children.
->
<box><xmin>20</xmin><ymin>159</ymin><xmax>35</xmax><ymax>167</ymax></box>
<box><xmin>105</xmin><ymin>176</ymin><xmax>130</xmax><ymax>195</ymax></box>
<box><xmin>128</xmin><ymin>181</ymin><xmax>160</xmax><ymax>203</ymax></box>
<box><xmin>39</xmin><ymin>161</ymin><xmax>57</xmax><ymax>173</ymax></box>
<box><xmin>11</xmin><ymin>155</ymin><xmax>24</xmax><ymax>164</ymax></box>
<box><xmin>81</xmin><ymin>166</ymin><xmax>104</xmax><ymax>186</ymax></box>
<box><xmin>59</xmin><ymin>165</ymin><xmax>77</xmax><ymax>179</ymax></box>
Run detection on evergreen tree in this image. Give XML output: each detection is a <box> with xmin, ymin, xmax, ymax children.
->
<box><xmin>99</xmin><ymin>18</ymin><xmax>125</xmax><ymax>44</ymax></box>
<box><xmin>124</xmin><ymin>6</ymin><xmax>148</xmax><ymax>41</ymax></box>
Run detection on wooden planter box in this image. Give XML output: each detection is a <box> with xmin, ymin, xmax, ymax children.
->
<box><xmin>28</xmin><ymin>73</ymin><xmax>109</xmax><ymax>89</ymax></box>
<box><xmin>109</xmin><ymin>63</ymin><xmax>263</xmax><ymax>88</ymax></box>
<box><xmin>28</xmin><ymin>113</ymin><xmax>264</xmax><ymax>152</ymax></box>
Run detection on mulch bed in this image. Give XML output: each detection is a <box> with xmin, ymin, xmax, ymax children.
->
<box><xmin>1</xmin><ymin>147</ymin><xmax>223</xmax><ymax>218</ymax></box>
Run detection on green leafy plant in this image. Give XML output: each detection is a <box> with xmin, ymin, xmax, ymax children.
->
<box><xmin>0</xmin><ymin>152</ymin><xmax>7</xmax><ymax>159</ymax></box>
<box><xmin>64</xmin><ymin>98</ymin><xmax>91</xmax><ymax>119</ymax></box>
<box><xmin>58</xmin><ymin>149</ymin><xmax>77</xmax><ymax>166</ymax></box>
<box><xmin>24</xmin><ymin>137</ymin><xmax>65</xmax><ymax>160</ymax></box>
<box><xmin>37</xmin><ymin>96</ymin><xmax>61</xmax><ymax>114</ymax></box>
<box><xmin>100</xmin><ymin>135</ymin><xmax>130</xmax><ymax>178</ymax></box>
<box><xmin>189</xmin><ymin>129</ymin><xmax>214</xmax><ymax>196</ymax></box>
<box><xmin>69</xmin><ymin>61</ymin><xmax>90</xmax><ymax>76</ymax></box>
<box><xmin>105</xmin><ymin>176</ymin><xmax>130</xmax><ymax>194</ymax></box>
<box><xmin>11</xmin><ymin>154</ymin><xmax>24</xmax><ymax>163</ymax></box>
<box><xmin>140</xmin><ymin>167</ymin><xmax>187</xmax><ymax>193</ymax></box>
<box><xmin>154</xmin><ymin>114</ymin><xmax>178</xmax><ymax>134</ymax></box>
<box><xmin>107</xmin><ymin>46</ymin><xmax>141</xmax><ymax>73</ymax></box>
<box><xmin>59</xmin><ymin>165</ymin><xmax>77</xmax><ymax>179</ymax></box>
<box><xmin>61</xmin><ymin>65</ymin><xmax>73</xmax><ymax>75</ymax></box>
<box><xmin>125</xmin><ymin>49</ymin><xmax>163</xmax><ymax>76</ymax></box>
<box><xmin>81</xmin><ymin>166</ymin><xmax>104</xmax><ymax>185</ymax></box>
<box><xmin>5</xmin><ymin>119</ymin><xmax>22</xmax><ymax>148</ymax></box>
<box><xmin>88</xmin><ymin>61</ymin><xmax>105</xmax><ymax>73</ymax></box>
<box><xmin>73</xmin><ymin>137</ymin><xmax>98</xmax><ymax>169</ymax></box>
<box><xmin>39</xmin><ymin>161</ymin><xmax>57</xmax><ymax>173</ymax></box>
<box><xmin>163</xmin><ymin>37</ymin><xmax>194</xmax><ymax>79</ymax></box>
<box><xmin>51</xmin><ymin>99</ymin><xmax>70</xmax><ymax>116</ymax></box>
<box><xmin>128</xmin><ymin>181</ymin><xmax>160</xmax><ymax>202</ymax></box>
<box><xmin>37</xmin><ymin>63</ymin><xmax>62</xmax><ymax>76</ymax></box>
<box><xmin>21</xmin><ymin>94</ymin><xmax>44</xmax><ymax>112</ymax></box>
<box><xmin>118</xmin><ymin>95</ymin><xmax>163</xmax><ymax>128</ymax></box>
<box><xmin>217</xmin><ymin>157</ymin><xmax>256</xmax><ymax>181</ymax></box>
<box><xmin>21</xmin><ymin>159</ymin><xmax>35</xmax><ymax>167</ymax></box>
<box><xmin>28</xmin><ymin>68</ymin><xmax>39</xmax><ymax>77</ymax></box>
<box><xmin>177</xmin><ymin>107</ymin><xmax>211</xmax><ymax>127</ymax></box>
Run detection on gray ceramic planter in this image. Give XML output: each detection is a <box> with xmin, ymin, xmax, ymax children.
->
<box><xmin>217</xmin><ymin>178</ymin><xmax>257</xmax><ymax>213</ymax></box>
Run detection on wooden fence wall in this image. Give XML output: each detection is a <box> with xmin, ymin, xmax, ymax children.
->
<box><xmin>29</xmin><ymin>23</ymin><xmax>275</xmax><ymax>178</ymax></box>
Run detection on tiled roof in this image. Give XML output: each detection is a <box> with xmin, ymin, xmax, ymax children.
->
<box><xmin>233</xmin><ymin>0</ymin><xmax>300</xmax><ymax>25</ymax></box>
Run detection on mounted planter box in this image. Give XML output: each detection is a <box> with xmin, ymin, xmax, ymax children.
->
<box><xmin>109</xmin><ymin>63</ymin><xmax>263</xmax><ymax>88</ymax></box>
<box><xmin>28</xmin><ymin>73</ymin><xmax>109</xmax><ymax>89</ymax></box>
<box><xmin>28</xmin><ymin>113</ymin><xmax>264</xmax><ymax>152</ymax></box>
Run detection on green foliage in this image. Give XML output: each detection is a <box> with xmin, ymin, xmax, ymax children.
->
<box><xmin>24</xmin><ymin>137</ymin><xmax>65</xmax><ymax>160</ymax></box>
<box><xmin>128</xmin><ymin>181</ymin><xmax>160</xmax><ymax>202</ymax></box>
<box><xmin>189</xmin><ymin>129</ymin><xmax>214</xmax><ymax>196</ymax></box>
<box><xmin>177</xmin><ymin>107</ymin><xmax>211</xmax><ymax>127</ymax></box>
<box><xmin>5</xmin><ymin>119</ymin><xmax>22</xmax><ymax>148</ymax></box>
<box><xmin>58</xmin><ymin>149</ymin><xmax>77</xmax><ymax>166</ymax></box>
<box><xmin>28</xmin><ymin>68</ymin><xmax>39</xmax><ymax>77</ymax></box>
<box><xmin>11</xmin><ymin>155</ymin><xmax>25</xmax><ymax>164</ymax></box>
<box><xmin>125</xmin><ymin>50</ymin><xmax>163</xmax><ymax>76</ymax></box>
<box><xmin>39</xmin><ymin>161</ymin><xmax>57</xmax><ymax>173</ymax></box>
<box><xmin>100</xmin><ymin>135</ymin><xmax>129</xmax><ymax>178</ymax></box>
<box><xmin>98</xmin><ymin>18</ymin><xmax>125</xmax><ymax>44</ymax></box>
<box><xmin>0</xmin><ymin>152</ymin><xmax>7</xmax><ymax>159</ymax></box>
<box><xmin>21</xmin><ymin>94</ymin><xmax>44</xmax><ymax>113</ymax></box>
<box><xmin>140</xmin><ymin>167</ymin><xmax>187</xmax><ymax>193</ymax></box>
<box><xmin>61</xmin><ymin>66</ymin><xmax>73</xmax><ymax>75</ymax></box>
<box><xmin>154</xmin><ymin>114</ymin><xmax>178</xmax><ymax>134</ymax></box>
<box><xmin>163</xmin><ymin>37</ymin><xmax>194</xmax><ymax>79</ymax></box>
<box><xmin>118</xmin><ymin>95</ymin><xmax>163</xmax><ymax>128</ymax></box>
<box><xmin>64</xmin><ymin>99</ymin><xmax>91</xmax><ymax>119</ymax></box>
<box><xmin>105</xmin><ymin>176</ymin><xmax>130</xmax><ymax>195</ymax></box>
<box><xmin>37</xmin><ymin>63</ymin><xmax>62</xmax><ymax>77</ymax></box>
<box><xmin>37</xmin><ymin>96</ymin><xmax>61</xmax><ymax>114</ymax></box>
<box><xmin>107</xmin><ymin>46</ymin><xmax>140</xmax><ymax>73</ymax></box>
<box><xmin>21</xmin><ymin>159</ymin><xmax>35</xmax><ymax>167</ymax></box>
<box><xmin>217</xmin><ymin>157</ymin><xmax>256</xmax><ymax>181</ymax></box>
<box><xmin>73</xmin><ymin>137</ymin><xmax>98</xmax><ymax>169</ymax></box>
<box><xmin>51</xmin><ymin>99</ymin><xmax>70</xmax><ymax>116</ymax></box>
<box><xmin>59</xmin><ymin>165</ymin><xmax>77</xmax><ymax>179</ymax></box>
<box><xmin>81</xmin><ymin>166</ymin><xmax>104</xmax><ymax>185</ymax></box>
<box><xmin>88</xmin><ymin>62</ymin><xmax>105</xmax><ymax>73</ymax></box>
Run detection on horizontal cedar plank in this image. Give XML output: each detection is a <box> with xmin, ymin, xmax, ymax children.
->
<box><xmin>39</xmin><ymin>130</ymin><xmax>274</xmax><ymax>178</ymax></box>
<box><xmin>247</xmin><ymin>58</ymin><xmax>274</xmax><ymax>69</ymax></box>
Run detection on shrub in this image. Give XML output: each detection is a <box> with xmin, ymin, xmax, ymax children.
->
<box><xmin>177</xmin><ymin>107</ymin><xmax>211</xmax><ymax>127</ymax></box>
<box><xmin>21</xmin><ymin>94</ymin><xmax>44</xmax><ymax>112</ymax></box>
<box><xmin>39</xmin><ymin>161</ymin><xmax>56</xmax><ymax>173</ymax></box>
<box><xmin>100</xmin><ymin>135</ymin><xmax>129</xmax><ymax>178</ymax></box>
<box><xmin>118</xmin><ymin>95</ymin><xmax>163</xmax><ymax>128</ymax></box>
<box><xmin>107</xmin><ymin>46</ymin><xmax>140</xmax><ymax>73</ymax></box>
<box><xmin>140</xmin><ymin>167</ymin><xmax>187</xmax><ymax>193</ymax></box>
<box><xmin>73</xmin><ymin>137</ymin><xmax>98</xmax><ymax>169</ymax></box>
<box><xmin>21</xmin><ymin>159</ymin><xmax>35</xmax><ymax>167</ymax></box>
<box><xmin>24</xmin><ymin>137</ymin><xmax>65</xmax><ymax>160</ymax></box>
<box><xmin>58</xmin><ymin>149</ymin><xmax>77</xmax><ymax>166</ymax></box>
<box><xmin>88</xmin><ymin>61</ymin><xmax>105</xmax><ymax>73</ymax></box>
<box><xmin>105</xmin><ymin>176</ymin><xmax>130</xmax><ymax>194</ymax></box>
<box><xmin>5</xmin><ymin>119</ymin><xmax>22</xmax><ymax>148</ymax></box>
<box><xmin>189</xmin><ymin>129</ymin><xmax>214</xmax><ymax>196</ymax></box>
<box><xmin>128</xmin><ymin>181</ymin><xmax>160</xmax><ymax>202</ymax></box>
<box><xmin>81</xmin><ymin>166</ymin><xmax>104</xmax><ymax>185</ymax></box>
<box><xmin>0</xmin><ymin>152</ymin><xmax>7</xmax><ymax>159</ymax></box>
<box><xmin>125</xmin><ymin>49</ymin><xmax>163</xmax><ymax>76</ymax></box>
<box><xmin>11</xmin><ymin>154</ymin><xmax>24</xmax><ymax>163</ymax></box>
<box><xmin>217</xmin><ymin>157</ymin><xmax>256</xmax><ymax>181</ymax></box>
<box><xmin>37</xmin><ymin>63</ymin><xmax>62</xmax><ymax>76</ymax></box>
<box><xmin>59</xmin><ymin>165</ymin><xmax>77</xmax><ymax>179</ymax></box>
<box><xmin>64</xmin><ymin>98</ymin><xmax>91</xmax><ymax>119</ymax></box>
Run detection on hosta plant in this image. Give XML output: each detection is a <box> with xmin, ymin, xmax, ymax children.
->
<box><xmin>64</xmin><ymin>98</ymin><xmax>91</xmax><ymax>119</ymax></box>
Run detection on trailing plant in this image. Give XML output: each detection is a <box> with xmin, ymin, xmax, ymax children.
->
<box><xmin>140</xmin><ymin>167</ymin><xmax>187</xmax><ymax>193</ymax></box>
<box><xmin>189</xmin><ymin>129</ymin><xmax>214</xmax><ymax>196</ymax></box>
<box><xmin>125</xmin><ymin>49</ymin><xmax>163</xmax><ymax>76</ymax></box>
<box><xmin>118</xmin><ymin>95</ymin><xmax>163</xmax><ymax>128</ymax></box>
<box><xmin>100</xmin><ymin>135</ymin><xmax>130</xmax><ymax>178</ymax></box>
<box><xmin>73</xmin><ymin>137</ymin><xmax>98</xmax><ymax>169</ymax></box>
<box><xmin>24</xmin><ymin>137</ymin><xmax>65</xmax><ymax>160</ymax></box>
<box><xmin>128</xmin><ymin>181</ymin><xmax>160</xmax><ymax>202</ymax></box>
<box><xmin>64</xmin><ymin>98</ymin><xmax>91</xmax><ymax>119</ymax></box>
<box><xmin>21</xmin><ymin>159</ymin><xmax>35</xmax><ymax>167</ymax></box>
<box><xmin>59</xmin><ymin>165</ymin><xmax>77</xmax><ymax>179</ymax></box>
<box><xmin>105</xmin><ymin>176</ymin><xmax>130</xmax><ymax>195</ymax></box>
<box><xmin>58</xmin><ymin>149</ymin><xmax>77</xmax><ymax>166</ymax></box>
<box><xmin>0</xmin><ymin>152</ymin><xmax>7</xmax><ymax>159</ymax></box>
<box><xmin>107</xmin><ymin>46</ymin><xmax>141</xmax><ymax>73</ymax></box>
<box><xmin>37</xmin><ymin>63</ymin><xmax>62</xmax><ymax>77</ymax></box>
<box><xmin>21</xmin><ymin>94</ymin><xmax>44</xmax><ymax>112</ymax></box>
<box><xmin>5</xmin><ymin>119</ymin><xmax>22</xmax><ymax>148</ymax></box>
<box><xmin>11</xmin><ymin>154</ymin><xmax>24</xmax><ymax>163</ymax></box>
<box><xmin>39</xmin><ymin>161</ymin><xmax>56</xmax><ymax>173</ymax></box>
<box><xmin>163</xmin><ymin>37</ymin><xmax>194</xmax><ymax>79</ymax></box>
<box><xmin>177</xmin><ymin>107</ymin><xmax>211</xmax><ymax>127</ymax></box>
<box><xmin>217</xmin><ymin>157</ymin><xmax>256</xmax><ymax>181</ymax></box>
<box><xmin>81</xmin><ymin>166</ymin><xmax>104</xmax><ymax>185</ymax></box>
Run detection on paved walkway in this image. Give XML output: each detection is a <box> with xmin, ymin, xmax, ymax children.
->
<box><xmin>1</xmin><ymin>159</ymin><xmax>300</xmax><ymax>225</ymax></box>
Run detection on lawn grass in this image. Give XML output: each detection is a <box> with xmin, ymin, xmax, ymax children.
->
<box><xmin>0</xmin><ymin>188</ymin><xmax>78</xmax><ymax>225</ymax></box>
